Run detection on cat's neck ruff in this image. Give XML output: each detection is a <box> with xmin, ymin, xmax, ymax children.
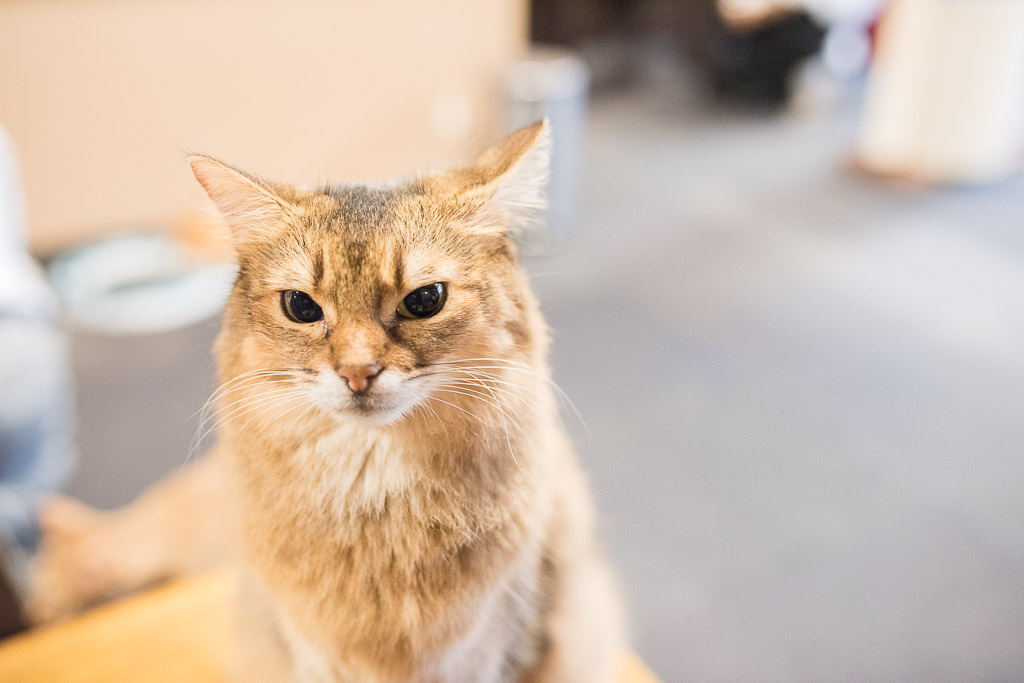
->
<box><xmin>289</xmin><ymin>420</ymin><xmax>417</xmax><ymax>514</ymax></box>
<box><xmin>238</xmin><ymin>398</ymin><xmax>538</xmax><ymax>518</ymax></box>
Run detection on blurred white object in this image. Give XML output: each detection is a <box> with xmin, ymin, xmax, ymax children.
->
<box><xmin>503</xmin><ymin>46</ymin><xmax>589</xmax><ymax>248</ymax></box>
<box><xmin>0</xmin><ymin>126</ymin><xmax>54</xmax><ymax>320</ymax></box>
<box><xmin>49</xmin><ymin>235</ymin><xmax>236</xmax><ymax>335</ymax></box>
<box><xmin>856</xmin><ymin>0</ymin><xmax>1024</xmax><ymax>183</ymax></box>
<box><xmin>0</xmin><ymin>123</ymin><xmax>75</xmax><ymax>565</ymax></box>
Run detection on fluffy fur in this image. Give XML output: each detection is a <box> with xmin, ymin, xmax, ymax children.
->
<box><xmin>28</xmin><ymin>122</ymin><xmax>623</xmax><ymax>682</ymax></box>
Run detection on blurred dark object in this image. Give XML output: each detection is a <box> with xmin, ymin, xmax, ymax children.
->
<box><xmin>530</xmin><ymin>0</ymin><xmax>826</xmax><ymax>109</ymax></box>
<box><xmin>0</xmin><ymin>550</ymin><xmax>25</xmax><ymax>639</ymax></box>
<box><xmin>709</xmin><ymin>11</ymin><xmax>826</xmax><ymax>109</ymax></box>
<box><xmin>531</xmin><ymin>0</ymin><xmax>642</xmax><ymax>46</ymax></box>
<box><xmin>531</xmin><ymin>0</ymin><xmax>649</xmax><ymax>88</ymax></box>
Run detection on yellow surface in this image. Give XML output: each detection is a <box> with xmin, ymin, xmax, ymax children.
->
<box><xmin>0</xmin><ymin>570</ymin><xmax>233</xmax><ymax>683</ymax></box>
<box><xmin>617</xmin><ymin>650</ymin><xmax>662</xmax><ymax>683</ymax></box>
<box><xmin>0</xmin><ymin>569</ymin><xmax>659</xmax><ymax>682</ymax></box>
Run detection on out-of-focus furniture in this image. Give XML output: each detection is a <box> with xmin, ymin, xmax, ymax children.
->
<box><xmin>0</xmin><ymin>568</ymin><xmax>660</xmax><ymax>682</ymax></box>
<box><xmin>856</xmin><ymin>0</ymin><xmax>1024</xmax><ymax>183</ymax></box>
<box><xmin>0</xmin><ymin>0</ymin><xmax>527</xmax><ymax>254</ymax></box>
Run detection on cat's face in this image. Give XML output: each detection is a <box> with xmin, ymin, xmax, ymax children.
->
<box><xmin>223</xmin><ymin>186</ymin><xmax>535</xmax><ymax>425</ymax></box>
<box><xmin>192</xmin><ymin>122</ymin><xmax>549</xmax><ymax>426</ymax></box>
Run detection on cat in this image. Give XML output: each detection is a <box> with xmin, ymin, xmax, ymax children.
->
<box><xmin>27</xmin><ymin>121</ymin><xmax>624</xmax><ymax>682</ymax></box>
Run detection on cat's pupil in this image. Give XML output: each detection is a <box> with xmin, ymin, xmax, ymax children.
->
<box><xmin>283</xmin><ymin>290</ymin><xmax>323</xmax><ymax>324</ymax></box>
<box><xmin>400</xmin><ymin>283</ymin><xmax>446</xmax><ymax>319</ymax></box>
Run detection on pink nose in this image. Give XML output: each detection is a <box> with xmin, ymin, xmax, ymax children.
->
<box><xmin>337</xmin><ymin>364</ymin><xmax>382</xmax><ymax>393</ymax></box>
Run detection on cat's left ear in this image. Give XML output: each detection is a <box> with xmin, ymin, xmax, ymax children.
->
<box><xmin>188</xmin><ymin>155</ymin><xmax>294</xmax><ymax>245</ymax></box>
<box><xmin>452</xmin><ymin>120</ymin><xmax>551</xmax><ymax>238</ymax></box>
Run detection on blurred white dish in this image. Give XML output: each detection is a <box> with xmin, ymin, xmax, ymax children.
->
<box><xmin>48</xmin><ymin>235</ymin><xmax>236</xmax><ymax>335</ymax></box>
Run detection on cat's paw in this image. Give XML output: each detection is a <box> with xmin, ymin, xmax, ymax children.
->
<box><xmin>23</xmin><ymin>496</ymin><xmax>128</xmax><ymax>624</ymax></box>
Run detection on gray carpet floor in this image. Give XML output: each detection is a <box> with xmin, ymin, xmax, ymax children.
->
<box><xmin>67</xmin><ymin>71</ymin><xmax>1024</xmax><ymax>682</ymax></box>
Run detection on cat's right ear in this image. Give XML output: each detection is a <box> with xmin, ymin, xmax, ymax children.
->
<box><xmin>188</xmin><ymin>155</ymin><xmax>292</xmax><ymax>244</ymax></box>
<box><xmin>444</xmin><ymin>120</ymin><xmax>552</xmax><ymax>239</ymax></box>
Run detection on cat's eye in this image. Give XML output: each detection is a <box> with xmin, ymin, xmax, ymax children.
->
<box><xmin>282</xmin><ymin>290</ymin><xmax>323</xmax><ymax>324</ymax></box>
<box><xmin>397</xmin><ymin>283</ymin><xmax>447</xmax><ymax>319</ymax></box>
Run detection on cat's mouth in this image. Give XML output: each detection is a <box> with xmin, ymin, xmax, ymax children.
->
<box><xmin>338</xmin><ymin>390</ymin><xmax>413</xmax><ymax>425</ymax></box>
<box><xmin>348</xmin><ymin>393</ymin><xmax>385</xmax><ymax>414</ymax></box>
<box><xmin>306</xmin><ymin>367</ymin><xmax>419</xmax><ymax>425</ymax></box>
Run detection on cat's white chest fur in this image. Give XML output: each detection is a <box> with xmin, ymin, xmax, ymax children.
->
<box><xmin>294</xmin><ymin>421</ymin><xmax>417</xmax><ymax>514</ymax></box>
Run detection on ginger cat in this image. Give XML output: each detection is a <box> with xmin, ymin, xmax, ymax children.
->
<box><xmin>27</xmin><ymin>122</ymin><xmax>623</xmax><ymax>682</ymax></box>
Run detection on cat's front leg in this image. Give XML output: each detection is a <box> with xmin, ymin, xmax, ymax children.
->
<box><xmin>231</xmin><ymin>569</ymin><xmax>303</xmax><ymax>683</ymax></box>
<box><xmin>26</xmin><ymin>451</ymin><xmax>228</xmax><ymax>624</ymax></box>
<box><xmin>524</xmin><ymin>555</ymin><xmax>623</xmax><ymax>683</ymax></box>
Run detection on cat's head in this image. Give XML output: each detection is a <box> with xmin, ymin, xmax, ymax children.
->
<box><xmin>191</xmin><ymin>122</ymin><xmax>550</xmax><ymax>426</ymax></box>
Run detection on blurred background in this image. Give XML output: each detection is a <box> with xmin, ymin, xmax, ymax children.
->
<box><xmin>2</xmin><ymin>0</ymin><xmax>1024</xmax><ymax>679</ymax></box>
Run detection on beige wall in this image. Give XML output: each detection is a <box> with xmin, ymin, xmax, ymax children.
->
<box><xmin>0</xmin><ymin>0</ymin><xmax>527</xmax><ymax>253</ymax></box>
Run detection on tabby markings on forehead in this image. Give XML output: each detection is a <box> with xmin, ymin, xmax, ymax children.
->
<box><xmin>311</xmin><ymin>249</ymin><xmax>325</xmax><ymax>289</ymax></box>
<box><xmin>389</xmin><ymin>248</ymin><xmax>405</xmax><ymax>294</ymax></box>
<box><xmin>400</xmin><ymin>249</ymin><xmax>457</xmax><ymax>295</ymax></box>
<box><xmin>320</xmin><ymin>183</ymin><xmax>417</xmax><ymax>235</ymax></box>
<box><xmin>247</xmin><ymin>240</ymin><xmax>323</xmax><ymax>295</ymax></box>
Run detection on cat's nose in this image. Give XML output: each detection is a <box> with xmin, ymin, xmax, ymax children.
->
<box><xmin>337</xmin><ymin>364</ymin><xmax>382</xmax><ymax>393</ymax></box>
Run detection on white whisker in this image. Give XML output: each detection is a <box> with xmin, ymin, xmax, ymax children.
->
<box><xmin>431</xmin><ymin>387</ymin><xmax>524</xmax><ymax>433</ymax></box>
<box><xmin>185</xmin><ymin>368</ymin><xmax>308</xmax><ymax>465</ymax></box>
<box><xmin>430</xmin><ymin>385</ymin><xmax>524</xmax><ymax>473</ymax></box>
<box><xmin>436</xmin><ymin>359</ymin><xmax>589</xmax><ymax>435</ymax></box>
<box><xmin>231</xmin><ymin>392</ymin><xmax>313</xmax><ymax>437</ymax></box>
<box><xmin>419</xmin><ymin>401</ymin><xmax>450</xmax><ymax>438</ymax></box>
<box><xmin>426</xmin><ymin>396</ymin><xmax>489</xmax><ymax>426</ymax></box>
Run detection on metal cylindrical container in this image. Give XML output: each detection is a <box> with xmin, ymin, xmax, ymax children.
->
<box><xmin>503</xmin><ymin>46</ymin><xmax>590</xmax><ymax>249</ymax></box>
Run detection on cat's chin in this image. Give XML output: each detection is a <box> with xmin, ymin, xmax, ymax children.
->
<box><xmin>333</xmin><ymin>397</ymin><xmax>414</xmax><ymax>427</ymax></box>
